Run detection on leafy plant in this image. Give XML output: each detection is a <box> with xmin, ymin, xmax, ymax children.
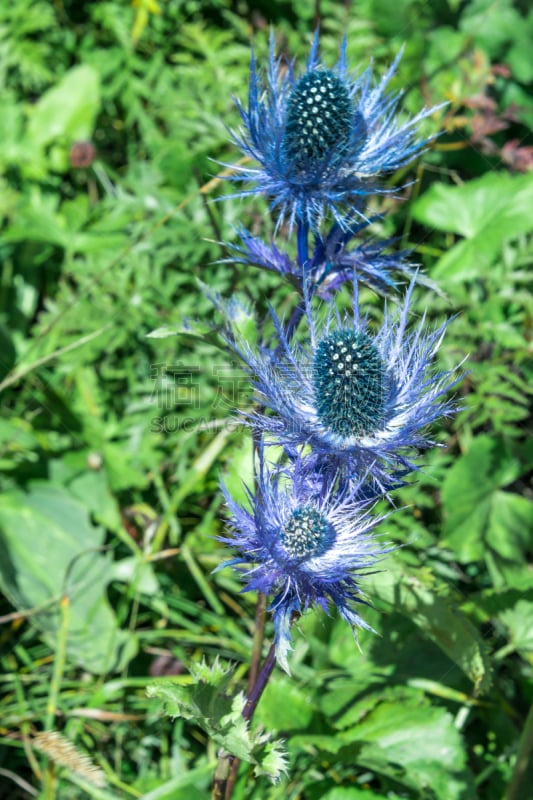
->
<box><xmin>0</xmin><ymin>1</ymin><xmax>532</xmax><ymax>799</ymax></box>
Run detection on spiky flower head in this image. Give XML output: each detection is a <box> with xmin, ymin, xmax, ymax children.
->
<box><xmin>219</xmin><ymin>462</ymin><xmax>390</xmax><ymax>672</ymax></box>
<box><xmin>227</xmin><ymin>31</ymin><xmax>441</xmax><ymax>231</ymax></box>
<box><xmin>227</xmin><ymin>283</ymin><xmax>460</xmax><ymax>490</ymax></box>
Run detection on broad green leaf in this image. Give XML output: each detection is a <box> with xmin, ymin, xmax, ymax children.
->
<box><xmin>459</xmin><ymin>0</ymin><xmax>521</xmax><ymax>55</ymax></box>
<box><xmin>0</xmin><ymin>484</ymin><xmax>136</xmax><ymax>673</ymax></box>
<box><xmin>294</xmin><ymin>689</ymin><xmax>473</xmax><ymax>799</ymax></box>
<box><xmin>320</xmin><ymin>790</ymin><xmax>390</xmax><ymax>800</ymax></box>
<box><xmin>26</xmin><ymin>65</ymin><xmax>101</xmax><ymax>147</ymax></box>
<box><xmin>66</xmin><ymin>469</ymin><xmax>122</xmax><ymax>534</ymax></box>
<box><xmin>412</xmin><ymin>172</ymin><xmax>533</xmax><ymax>282</ymax></box>
<box><xmin>366</xmin><ymin>561</ymin><xmax>491</xmax><ymax>693</ymax></box>
<box><xmin>255</xmin><ymin>675</ymin><xmax>315</xmax><ymax>732</ymax></box>
<box><xmin>342</xmin><ymin>694</ymin><xmax>473</xmax><ymax>800</ymax></box>
<box><xmin>441</xmin><ymin>435</ymin><xmax>527</xmax><ymax>563</ymax></box>
<box><xmin>320</xmin><ymin>680</ymin><xmax>385</xmax><ymax>731</ymax></box>
<box><xmin>474</xmin><ymin>586</ymin><xmax>533</xmax><ymax>618</ymax></box>
<box><xmin>112</xmin><ymin>557</ymin><xmax>159</xmax><ymax>595</ymax></box>
<box><xmin>485</xmin><ymin>493</ymin><xmax>533</xmax><ymax>563</ymax></box>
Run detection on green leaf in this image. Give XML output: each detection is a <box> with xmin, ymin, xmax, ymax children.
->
<box><xmin>147</xmin><ymin>658</ymin><xmax>235</xmax><ymax>724</ymax></box>
<box><xmin>253</xmin><ymin>740</ymin><xmax>289</xmax><ymax>783</ymax></box>
<box><xmin>66</xmin><ymin>469</ymin><xmax>123</xmax><ymax>534</ymax></box>
<box><xmin>0</xmin><ymin>484</ymin><xmax>136</xmax><ymax>673</ymax></box>
<box><xmin>441</xmin><ymin>435</ymin><xmax>526</xmax><ymax>563</ymax></box>
<box><xmin>485</xmin><ymin>493</ymin><xmax>533</xmax><ymax>563</ymax></box>
<box><xmin>0</xmin><ymin>323</ymin><xmax>16</xmax><ymax>380</ymax></box>
<box><xmin>341</xmin><ymin>692</ymin><xmax>473</xmax><ymax>800</ymax></box>
<box><xmin>146</xmin><ymin>320</ymin><xmax>223</xmax><ymax>350</ymax></box>
<box><xmin>366</xmin><ymin>561</ymin><xmax>491</xmax><ymax>693</ymax></box>
<box><xmin>294</xmin><ymin>689</ymin><xmax>473</xmax><ymax>799</ymax></box>
<box><xmin>459</xmin><ymin>0</ymin><xmax>521</xmax><ymax>54</ymax></box>
<box><xmin>140</xmin><ymin>762</ymin><xmax>215</xmax><ymax>800</ymax></box>
<box><xmin>412</xmin><ymin>172</ymin><xmax>533</xmax><ymax>282</ymax></box>
<box><xmin>255</xmin><ymin>675</ymin><xmax>315</xmax><ymax>732</ymax></box>
<box><xmin>219</xmin><ymin>694</ymin><xmax>256</xmax><ymax>761</ymax></box>
<box><xmin>320</xmin><ymin>790</ymin><xmax>389</xmax><ymax>800</ymax></box>
<box><xmin>4</xmin><ymin>189</ymin><xmax>69</xmax><ymax>248</ymax></box>
<box><xmin>500</xmin><ymin>600</ymin><xmax>533</xmax><ymax>656</ymax></box>
<box><xmin>147</xmin><ymin>659</ymin><xmax>288</xmax><ymax>783</ymax></box>
<box><xmin>26</xmin><ymin>64</ymin><xmax>101</xmax><ymax>147</ymax></box>
<box><xmin>0</xmin><ymin>417</ymin><xmax>40</xmax><ymax>471</ymax></box>
<box><xmin>112</xmin><ymin>557</ymin><xmax>159</xmax><ymax>595</ymax></box>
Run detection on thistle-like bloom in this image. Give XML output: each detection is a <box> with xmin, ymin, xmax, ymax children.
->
<box><xmin>219</xmin><ymin>462</ymin><xmax>390</xmax><ymax>672</ymax></box>
<box><xmin>227</xmin><ymin>32</ymin><xmax>440</xmax><ymax>230</ymax></box>
<box><xmin>227</xmin><ymin>283</ymin><xmax>460</xmax><ymax>489</ymax></box>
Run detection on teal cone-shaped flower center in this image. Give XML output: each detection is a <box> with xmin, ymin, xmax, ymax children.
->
<box><xmin>281</xmin><ymin>506</ymin><xmax>334</xmax><ymax>558</ymax></box>
<box><xmin>313</xmin><ymin>329</ymin><xmax>385</xmax><ymax>438</ymax></box>
<box><xmin>282</xmin><ymin>69</ymin><xmax>352</xmax><ymax>168</ymax></box>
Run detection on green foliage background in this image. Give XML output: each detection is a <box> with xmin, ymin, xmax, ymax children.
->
<box><xmin>0</xmin><ymin>1</ymin><xmax>532</xmax><ymax>798</ymax></box>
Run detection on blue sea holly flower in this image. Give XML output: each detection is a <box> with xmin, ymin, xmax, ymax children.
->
<box><xmin>227</xmin><ymin>32</ymin><xmax>441</xmax><ymax>231</ymax></box>
<box><xmin>219</xmin><ymin>464</ymin><xmax>390</xmax><ymax>672</ymax></box>
<box><xmin>227</xmin><ymin>283</ymin><xmax>460</xmax><ymax>489</ymax></box>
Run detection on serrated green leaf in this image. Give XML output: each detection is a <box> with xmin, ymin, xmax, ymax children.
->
<box><xmin>219</xmin><ymin>694</ymin><xmax>254</xmax><ymax>761</ymax></box>
<box><xmin>148</xmin><ymin>663</ymin><xmax>287</xmax><ymax>782</ymax></box>
<box><xmin>191</xmin><ymin>656</ymin><xmax>234</xmax><ymax>687</ymax></box>
<box><xmin>146</xmin><ymin>680</ymin><xmax>196</xmax><ymax>721</ymax></box>
<box><xmin>147</xmin><ymin>659</ymin><xmax>236</xmax><ymax>729</ymax></box>
<box><xmin>252</xmin><ymin>739</ymin><xmax>289</xmax><ymax>783</ymax></box>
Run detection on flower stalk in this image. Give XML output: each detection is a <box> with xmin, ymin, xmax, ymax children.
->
<box><xmin>211</xmin><ymin>28</ymin><xmax>456</xmax><ymax>794</ymax></box>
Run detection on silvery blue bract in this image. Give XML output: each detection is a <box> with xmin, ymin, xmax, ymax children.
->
<box><xmin>227</xmin><ymin>219</ymin><xmax>416</xmax><ymax>298</ymax></box>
